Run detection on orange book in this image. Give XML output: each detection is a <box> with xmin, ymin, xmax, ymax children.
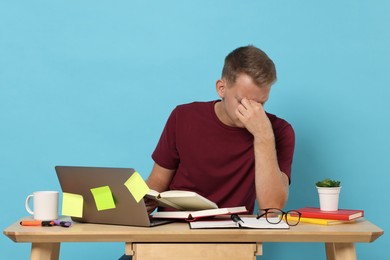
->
<box><xmin>288</xmin><ymin>216</ymin><xmax>356</xmax><ymax>225</ymax></box>
<box><xmin>296</xmin><ymin>207</ymin><xmax>364</xmax><ymax>220</ymax></box>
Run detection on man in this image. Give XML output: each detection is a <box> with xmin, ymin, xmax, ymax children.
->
<box><xmin>146</xmin><ymin>45</ymin><xmax>295</xmax><ymax>214</ymax></box>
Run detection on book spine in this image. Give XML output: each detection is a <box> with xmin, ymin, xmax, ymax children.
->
<box><xmin>292</xmin><ymin>217</ymin><xmax>343</xmax><ymax>225</ymax></box>
<box><xmin>300</xmin><ymin>213</ymin><xmax>350</xmax><ymax>220</ymax></box>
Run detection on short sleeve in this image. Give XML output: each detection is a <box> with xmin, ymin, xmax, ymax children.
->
<box><xmin>152</xmin><ymin>108</ymin><xmax>180</xmax><ymax>170</ymax></box>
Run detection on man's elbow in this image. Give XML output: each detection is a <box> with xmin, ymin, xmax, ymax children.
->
<box><xmin>258</xmin><ymin>189</ymin><xmax>289</xmax><ymax>210</ymax></box>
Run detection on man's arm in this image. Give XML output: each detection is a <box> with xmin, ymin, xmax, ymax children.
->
<box><xmin>145</xmin><ymin>163</ymin><xmax>176</xmax><ymax>213</ymax></box>
<box><xmin>146</xmin><ymin>163</ymin><xmax>175</xmax><ymax>191</ymax></box>
<box><xmin>236</xmin><ymin>98</ymin><xmax>289</xmax><ymax>209</ymax></box>
<box><xmin>253</xmin><ymin>135</ymin><xmax>289</xmax><ymax>209</ymax></box>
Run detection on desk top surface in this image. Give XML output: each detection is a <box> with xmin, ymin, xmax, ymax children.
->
<box><xmin>4</xmin><ymin>216</ymin><xmax>384</xmax><ymax>244</ymax></box>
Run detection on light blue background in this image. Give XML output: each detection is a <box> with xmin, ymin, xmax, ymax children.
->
<box><xmin>1</xmin><ymin>1</ymin><xmax>388</xmax><ymax>259</ymax></box>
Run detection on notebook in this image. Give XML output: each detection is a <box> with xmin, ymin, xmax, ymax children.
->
<box><xmin>55</xmin><ymin>166</ymin><xmax>172</xmax><ymax>227</ymax></box>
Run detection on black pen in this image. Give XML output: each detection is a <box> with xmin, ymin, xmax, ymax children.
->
<box><xmin>231</xmin><ymin>214</ymin><xmax>244</xmax><ymax>227</ymax></box>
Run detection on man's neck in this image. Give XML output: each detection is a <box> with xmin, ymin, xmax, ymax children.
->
<box><xmin>214</xmin><ymin>100</ymin><xmax>234</xmax><ymax>127</ymax></box>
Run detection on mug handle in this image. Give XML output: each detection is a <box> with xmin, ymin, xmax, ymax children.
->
<box><xmin>25</xmin><ymin>194</ymin><xmax>34</xmax><ymax>215</ymax></box>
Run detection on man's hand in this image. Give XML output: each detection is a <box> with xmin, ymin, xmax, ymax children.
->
<box><xmin>144</xmin><ymin>197</ymin><xmax>159</xmax><ymax>215</ymax></box>
<box><xmin>145</xmin><ymin>163</ymin><xmax>176</xmax><ymax>215</ymax></box>
<box><xmin>235</xmin><ymin>98</ymin><xmax>273</xmax><ymax>139</ymax></box>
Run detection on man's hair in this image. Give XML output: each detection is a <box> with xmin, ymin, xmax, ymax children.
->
<box><xmin>222</xmin><ymin>45</ymin><xmax>277</xmax><ymax>87</ymax></box>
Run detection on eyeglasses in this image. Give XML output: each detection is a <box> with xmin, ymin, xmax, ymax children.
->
<box><xmin>256</xmin><ymin>208</ymin><xmax>301</xmax><ymax>226</ymax></box>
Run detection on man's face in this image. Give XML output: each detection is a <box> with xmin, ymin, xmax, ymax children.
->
<box><xmin>216</xmin><ymin>73</ymin><xmax>271</xmax><ymax>128</ymax></box>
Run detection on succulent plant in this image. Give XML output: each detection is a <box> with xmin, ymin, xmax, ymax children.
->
<box><xmin>316</xmin><ymin>178</ymin><xmax>341</xmax><ymax>187</ymax></box>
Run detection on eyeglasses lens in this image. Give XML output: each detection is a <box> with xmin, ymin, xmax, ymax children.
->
<box><xmin>264</xmin><ymin>209</ymin><xmax>283</xmax><ymax>224</ymax></box>
<box><xmin>285</xmin><ymin>210</ymin><xmax>301</xmax><ymax>226</ymax></box>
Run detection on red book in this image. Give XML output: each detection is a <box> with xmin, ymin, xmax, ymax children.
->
<box><xmin>296</xmin><ymin>207</ymin><xmax>364</xmax><ymax>220</ymax></box>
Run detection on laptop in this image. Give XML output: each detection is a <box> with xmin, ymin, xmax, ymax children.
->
<box><xmin>55</xmin><ymin>166</ymin><xmax>172</xmax><ymax>227</ymax></box>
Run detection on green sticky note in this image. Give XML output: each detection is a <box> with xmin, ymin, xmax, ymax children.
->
<box><xmin>90</xmin><ymin>186</ymin><xmax>116</xmax><ymax>211</ymax></box>
<box><xmin>124</xmin><ymin>171</ymin><xmax>149</xmax><ymax>203</ymax></box>
<box><xmin>62</xmin><ymin>192</ymin><xmax>84</xmax><ymax>218</ymax></box>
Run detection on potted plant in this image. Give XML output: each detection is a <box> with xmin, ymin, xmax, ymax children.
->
<box><xmin>315</xmin><ymin>178</ymin><xmax>341</xmax><ymax>211</ymax></box>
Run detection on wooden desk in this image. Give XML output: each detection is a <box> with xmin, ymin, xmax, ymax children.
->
<box><xmin>4</xmin><ymin>217</ymin><xmax>383</xmax><ymax>260</ymax></box>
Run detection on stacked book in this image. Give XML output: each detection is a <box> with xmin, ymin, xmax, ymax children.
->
<box><xmin>291</xmin><ymin>207</ymin><xmax>364</xmax><ymax>225</ymax></box>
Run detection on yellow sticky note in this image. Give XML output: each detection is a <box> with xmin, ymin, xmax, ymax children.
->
<box><xmin>62</xmin><ymin>192</ymin><xmax>83</xmax><ymax>218</ymax></box>
<box><xmin>124</xmin><ymin>171</ymin><xmax>149</xmax><ymax>203</ymax></box>
<box><xmin>90</xmin><ymin>186</ymin><xmax>116</xmax><ymax>211</ymax></box>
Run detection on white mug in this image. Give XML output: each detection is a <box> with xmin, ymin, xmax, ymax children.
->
<box><xmin>25</xmin><ymin>191</ymin><xmax>59</xmax><ymax>220</ymax></box>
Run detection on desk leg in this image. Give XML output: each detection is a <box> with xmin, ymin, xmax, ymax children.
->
<box><xmin>325</xmin><ymin>242</ymin><xmax>356</xmax><ymax>260</ymax></box>
<box><xmin>30</xmin><ymin>242</ymin><xmax>60</xmax><ymax>260</ymax></box>
<box><xmin>125</xmin><ymin>242</ymin><xmax>134</xmax><ymax>256</ymax></box>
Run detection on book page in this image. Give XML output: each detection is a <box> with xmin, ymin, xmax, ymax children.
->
<box><xmin>145</xmin><ymin>189</ymin><xmax>159</xmax><ymax>198</ymax></box>
<box><xmin>191</xmin><ymin>206</ymin><xmax>247</xmax><ymax>218</ymax></box>
<box><xmin>152</xmin><ymin>211</ymin><xmax>192</xmax><ymax>219</ymax></box>
<box><xmin>145</xmin><ymin>189</ymin><xmax>218</xmax><ymax>211</ymax></box>
<box><xmin>240</xmin><ymin>217</ymin><xmax>289</xmax><ymax>229</ymax></box>
<box><xmin>159</xmin><ymin>192</ymin><xmax>218</xmax><ymax>210</ymax></box>
<box><xmin>144</xmin><ymin>190</ymin><xmax>183</xmax><ymax>210</ymax></box>
<box><xmin>190</xmin><ymin>217</ymin><xmax>289</xmax><ymax>229</ymax></box>
<box><xmin>160</xmin><ymin>190</ymin><xmax>197</xmax><ymax>197</ymax></box>
<box><xmin>152</xmin><ymin>206</ymin><xmax>247</xmax><ymax>221</ymax></box>
<box><xmin>190</xmin><ymin>220</ymin><xmax>238</xmax><ymax>228</ymax></box>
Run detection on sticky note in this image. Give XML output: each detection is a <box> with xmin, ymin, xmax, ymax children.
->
<box><xmin>62</xmin><ymin>192</ymin><xmax>83</xmax><ymax>218</ymax></box>
<box><xmin>90</xmin><ymin>186</ymin><xmax>116</xmax><ymax>211</ymax></box>
<box><xmin>124</xmin><ymin>171</ymin><xmax>149</xmax><ymax>203</ymax></box>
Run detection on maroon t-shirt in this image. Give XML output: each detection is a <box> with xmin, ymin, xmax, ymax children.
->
<box><xmin>152</xmin><ymin>101</ymin><xmax>295</xmax><ymax>213</ymax></box>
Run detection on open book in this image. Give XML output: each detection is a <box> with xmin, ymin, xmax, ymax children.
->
<box><xmin>189</xmin><ymin>217</ymin><xmax>289</xmax><ymax>229</ymax></box>
<box><xmin>145</xmin><ymin>189</ymin><xmax>218</xmax><ymax>210</ymax></box>
<box><xmin>152</xmin><ymin>206</ymin><xmax>248</xmax><ymax>221</ymax></box>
